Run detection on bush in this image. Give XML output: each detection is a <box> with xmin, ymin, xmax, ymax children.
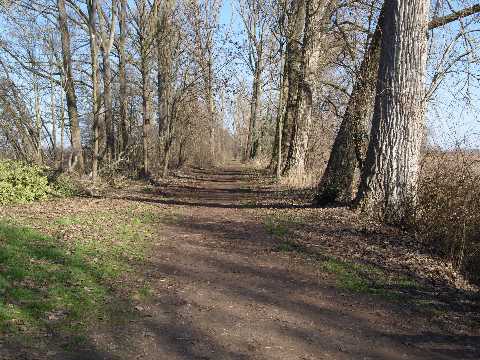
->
<box><xmin>416</xmin><ymin>150</ymin><xmax>480</xmax><ymax>284</ymax></box>
<box><xmin>49</xmin><ymin>173</ymin><xmax>80</xmax><ymax>197</ymax></box>
<box><xmin>0</xmin><ymin>160</ymin><xmax>51</xmax><ymax>204</ymax></box>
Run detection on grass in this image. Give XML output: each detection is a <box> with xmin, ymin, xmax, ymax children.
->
<box><xmin>321</xmin><ymin>257</ymin><xmax>419</xmax><ymax>299</ymax></box>
<box><xmin>0</xmin><ymin>205</ymin><xmax>161</xmax><ymax>352</ymax></box>
<box><xmin>275</xmin><ymin>238</ymin><xmax>420</xmax><ymax>301</ymax></box>
<box><xmin>265</xmin><ymin>213</ymin><xmax>423</xmax><ymax>302</ymax></box>
<box><xmin>0</xmin><ymin>222</ymin><xmax>111</xmax><ymax>337</ymax></box>
<box><xmin>264</xmin><ymin>216</ymin><xmax>289</xmax><ymax>237</ymax></box>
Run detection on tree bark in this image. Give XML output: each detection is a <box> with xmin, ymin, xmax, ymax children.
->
<box><xmin>245</xmin><ymin>57</ymin><xmax>263</xmax><ymax>160</ymax></box>
<box><xmin>157</xmin><ymin>0</ymin><xmax>174</xmax><ymax>178</ymax></box>
<box><xmin>88</xmin><ymin>0</ymin><xmax>100</xmax><ymax>181</ymax></box>
<box><xmin>57</xmin><ymin>0</ymin><xmax>84</xmax><ymax>173</ymax></box>
<box><xmin>141</xmin><ymin>55</ymin><xmax>152</xmax><ymax>177</ymax></box>
<box><xmin>60</xmin><ymin>87</ymin><xmax>65</xmax><ymax>169</ymax></box>
<box><xmin>137</xmin><ymin>0</ymin><xmax>154</xmax><ymax>177</ymax></box>
<box><xmin>314</xmin><ymin>6</ymin><xmax>384</xmax><ymax>205</ymax></box>
<box><xmin>281</xmin><ymin>0</ymin><xmax>307</xmax><ymax>176</ymax></box>
<box><xmin>118</xmin><ymin>0</ymin><xmax>129</xmax><ymax>153</ymax></box>
<box><xmin>354</xmin><ymin>0</ymin><xmax>429</xmax><ymax>225</ymax></box>
<box><xmin>283</xmin><ymin>0</ymin><xmax>328</xmax><ymax>179</ymax></box>
<box><xmin>98</xmin><ymin>0</ymin><xmax>116</xmax><ymax>163</ymax></box>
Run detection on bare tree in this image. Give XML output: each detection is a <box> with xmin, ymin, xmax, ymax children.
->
<box><xmin>315</xmin><ymin>2</ymin><xmax>480</xmax><ymax>206</ymax></box>
<box><xmin>133</xmin><ymin>0</ymin><xmax>159</xmax><ymax>177</ymax></box>
<box><xmin>98</xmin><ymin>0</ymin><xmax>117</xmax><ymax>163</ymax></box>
<box><xmin>57</xmin><ymin>0</ymin><xmax>84</xmax><ymax>172</ymax></box>
<box><xmin>237</xmin><ymin>0</ymin><xmax>269</xmax><ymax>160</ymax></box>
<box><xmin>354</xmin><ymin>0</ymin><xmax>430</xmax><ymax>224</ymax></box>
<box><xmin>282</xmin><ymin>0</ymin><xmax>334</xmax><ymax>180</ymax></box>
<box><xmin>118</xmin><ymin>0</ymin><xmax>129</xmax><ymax>153</ymax></box>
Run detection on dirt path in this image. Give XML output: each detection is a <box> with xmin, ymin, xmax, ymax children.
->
<box><xmin>99</xmin><ymin>163</ymin><xmax>478</xmax><ymax>360</ymax></box>
<box><xmin>2</xmin><ymin>163</ymin><xmax>479</xmax><ymax>359</ymax></box>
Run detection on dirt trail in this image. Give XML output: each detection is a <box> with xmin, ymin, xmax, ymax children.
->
<box><xmin>100</xmin><ymin>163</ymin><xmax>478</xmax><ymax>360</ymax></box>
<box><xmin>2</xmin><ymin>163</ymin><xmax>479</xmax><ymax>360</ymax></box>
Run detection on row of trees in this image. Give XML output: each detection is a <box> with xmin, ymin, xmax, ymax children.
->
<box><xmin>234</xmin><ymin>0</ymin><xmax>479</xmax><ymax>224</ymax></box>
<box><xmin>0</xmin><ymin>0</ymin><xmax>479</xmax><ymax>225</ymax></box>
<box><xmin>0</xmin><ymin>0</ymin><xmax>233</xmax><ymax>179</ymax></box>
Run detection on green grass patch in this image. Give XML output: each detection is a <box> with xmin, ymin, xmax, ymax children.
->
<box><xmin>0</xmin><ymin>222</ymin><xmax>111</xmax><ymax>336</ymax></box>
<box><xmin>54</xmin><ymin>216</ymin><xmax>83</xmax><ymax>226</ymax></box>
<box><xmin>263</xmin><ymin>213</ymin><xmax>310</xmax><ymax>239</ymax></box>
<box><xmin>0</xmin><ymin>204</ymin><xmax>159</xmax><ymax>346</ymax></box>
<box><xmin>275</xmin><ymin>239</ymin><xmax>308</xmax><ymax>253</ymax></box>
<box><xmin>274</xmin><ymin>238</ymin><xmax>420</xmax><ymax>301</ymax></box>
<box><xmin>264</xmin><ymin>216</ymin><xmax>289</xmax><ymax>237</ymax></box>
<box><xmin>323</xmin><ymin>257</ymin><xmax>420</xmax><ymax>299</ymax></box>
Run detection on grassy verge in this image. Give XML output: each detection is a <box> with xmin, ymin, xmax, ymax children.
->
<box><xmin>0</xmin><ymin>202</ymin><xmax>161</xmax><ymax>352</ymax></box>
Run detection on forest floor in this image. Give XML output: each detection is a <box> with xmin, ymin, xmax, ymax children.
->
<box><xmin>0</xmin><ymin>162</ymin><xmax>479</xmax><ymax>360</ymax></box>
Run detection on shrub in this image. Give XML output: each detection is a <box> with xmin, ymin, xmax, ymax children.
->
<box><xmin>0</xmin><ymin>160</ymin><xmax>50</xmax><ymax>204</ymax></box>
<box><xmin>416</xmin><ymin>150</ymin><xmax>480</xmax><ymax>284</ymax></box>
<box><xmin>49</xmin><ymin>173</ymin><xmax>80</xmax><ymax>197</ymax></box>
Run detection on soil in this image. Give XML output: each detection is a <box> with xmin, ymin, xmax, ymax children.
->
<box><xmin>1</xmin><ymin>163</ymin><xmax>479</xmax><ymax>359</ymax></box>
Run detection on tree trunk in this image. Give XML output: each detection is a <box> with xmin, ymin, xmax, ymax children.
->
<box><xmin>313</xmin><ymin>3</ymin><xmax>480</xmax><ymax>206</ymax></box>
<box><xmin>33</xmin><ymin>78</ymin><xmax>43</xmax><ymax>165</ymax></box>
<box><xmin>207</xmin><ymin>61</ymin><xmax>215</xmax><ymax>164</ymax></box>
<box><xmin>102</xmin><ymin>43</ymin><xmax>114</xmax><ymax>163</ymax></box>
<box><xmin>118</xmin><ymin>0</ymin><xmax>129</xmax><ymax>153</ymax></box>
<box><xmin>245</xmin><ymin>56</ymin><xmax>262</xmax><ymax>160</ymax></box>
<box><xmin>60</xmin><ymin>88</ymin><xmax>65</xmax><ymax>170</ymax></box>
<box><xmin>281</xmin><ymin>0</ymin><xmax>306</xmax><ymax>176</ymax></box>
<box><xmin>354</xmin><ymin>0</ymin><xmax>429</xmax><ymax>225</ymax></box>
<box><xmin>314</xmin><ymin>6</ymin><xmax>384</xmax><ymax>205</ymax></box>
<box><xmin>88</xmin><ymin>0</ymin><xmax>100</xmax><ymax>181</ymax></box>
<box><xmin>268</xmin><ymin>49</ymin><xmax>287</xmax><ymax>175</ymax></box>
<box><xmin>283</xmin><ymin>0</ymin><xmax>325</xmax><ymax>179</ymax></box>
<box><xmin>57</xmin><ymin>0</ymin><xmax>84</xmax><ymax>173</ymax></box>
<box><xmin>157</xmin><ymin>0</ymin><xmax>174</xmax><ymax>178</ymax></box>
<box><xmin>50</xmin><ymin>68</ymin><xmax>57</xmax><ymax>163</ymax></box>
<box><xmin>141</xmin><ymin>58</ymin><xmax>151</xmax><ymax>177</ymax></box>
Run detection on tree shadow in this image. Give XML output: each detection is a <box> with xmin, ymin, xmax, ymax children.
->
<box><xmin>136</xmin><ymin>228</ymin><xmax>480</xmax><ymax>359</ymax></box>
<box><xmin>0</xmin><ymin>222</ymin><xmax>130</xmax><ymax>359</ymax></box>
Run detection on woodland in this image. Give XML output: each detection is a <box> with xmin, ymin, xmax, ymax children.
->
<box><xmin>0</xmin><ymin>0</ymin><xmax>479</xmax><ymax>359</ymax></box>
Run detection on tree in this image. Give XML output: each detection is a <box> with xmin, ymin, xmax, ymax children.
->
<box><xmin>133</xmin><ymin>0</ymin><xmax>159</xmax><ymax>177</ymax></box>
<box><xmin>315</xmin><ymin>2</ymin><xmax>480</xmax><ymax>206</ymax></box>
<box><xmin>314</xmin><ymin>4</ymin><xmax>384</xmax><ymax>205</ymax></box>
<box><xmin>57</xmin><ymin>0</ymin><xmax>84</xmax><ymax>173</ymax></box>
<box><xmin>237</xmin><ymin>0</ymin><xmax>269</xmax><ymax>160</ymax></box>
<box><xmin>118</xmin><ymin>0</ymin><xmax>129</xmax><ymax>154</ymax></box>
<box><xmin>185</xmin><ymin>0</ymin><xmax>220</xmax><ymax>164</ymax></box>
<box><xmin>98</xmin><ymin>0</ymin><xmax>117</xmax><ymax>163</ymax></box>
<box><xmin>354</xmin><ymin>0</ymin><xmax>430</xmax><ymax>224</ymax></box>
<box><xmin>282</xmin><ymin>0</ymin><xmax>333</xmax><ymax>180</ymax></box>
<box><xmin>87</xmin><ymin>0</ymin><xmax>101</xmax><ymax>180</ymax></box>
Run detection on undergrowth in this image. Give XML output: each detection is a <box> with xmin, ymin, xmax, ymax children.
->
<box><xmin>0</xmin><ymin>160</ymin><xmax>81</xmax><ymax>204</ymax></box>
<box><xmin>0</xmin><ymin>161</ymin><xmax>50</xmax><ymax>204</ymax></box>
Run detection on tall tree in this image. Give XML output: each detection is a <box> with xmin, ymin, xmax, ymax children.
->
<box><xmin>98</xmin><ymin>0</ymin><xmax>117</xmax><ymax>163</ymax></box>
<box><xmin>282</xmin><ymin>0</ymin><xmax>333</xmax><ymax>179</ymax></box>
<box><xmin>314</xmin><ymin>4</ymin><xmax>384</xmax><ymax>205</ymax></box>
<box><xmin>57</xmin><ymin>0</ymin><xmax>84</xmax><ymax>172</ymax></box>
<box><xmin>87</xmin><ymin>0</ymin><xmax>100</xmax><ymax>180</ymax></box>
<box><xmin>118</xmin><ymin>0</ymin><xmax>129</xmax><ymax>153</ymax></box>
<box><xmin>354</xmin><ymin>0</ymin><xmax>429</xmax><ymax>224</ymax></box>
<box><xmin>238</xmin><ymin>0</ymin><xmax>268</xmax><ymax>160</ymax></box>
<box><xmin>133</xmin><ymin>0</ymin><xmax>159</xmax><ymax>177</ymax></box>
